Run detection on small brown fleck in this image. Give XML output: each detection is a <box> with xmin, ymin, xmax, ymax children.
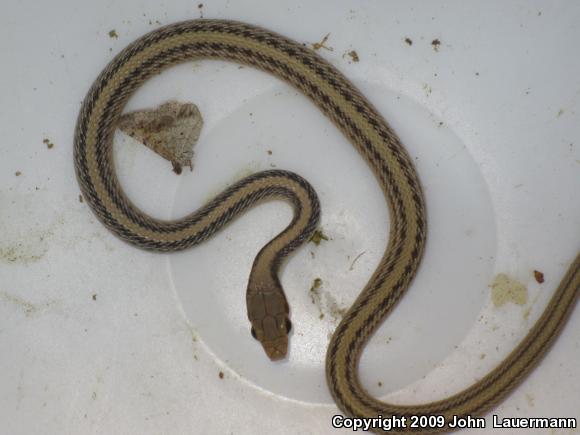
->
<box><xmin>310</xmin><ymin>229</ymin><xmax>329</xmax><ymax>245</ymax></box>
<box><xmin>525</xmin><ymin>393</ymin><xmax>535</xmax><ymax>407</ymax></box>
<box><xmin>309</xmin><ymin>278</ymin><xmax>323</xmax><ymax>305</ymax></box>
<box><xmin>108</xmin><ymin>29</ymin><xmax>118</xmax><ymax>39</ymax></box>
<box><xmin>431</xmin><ymin>38</ymin><xmax>441</xmax><ymax>51</ymax></box>
<box><xmin>404</xmin><ymin>37</ymin><xmax>413</xmax><ymax>46</ymax></box>
<box><xmin>15</xmin><ymin>171</ymin><xmax>21</xmax><ymax>176</ymax></box>
<box><xmin>311</xmin><ymin>33</ymin><xmax>333</xmax><ymax>51</ymax></box>
<box><xmin>377</xmin><ymin>381</ymin><xmax>383</xmax><ymax>387</ymax></box>
<box><xmin>79</xmin><ymin>194</ymin><xmax>84</xmax><ymax>203</ymax></box>
<box><xmin>92</xmin><ymin>294</ymin><xmax>97</xmax><ymax>301</ymax></box>
<box><xmin>533</xmin><ymin>270</ymin><xmax>544</xmax><ymax>284</ymax></box>
<box><xmin>346</xmin><ymin>50</ymin><xmax>359</xmax><ymax>62</ymax></box>
<box><xmin>218</xmin><ymin>371</ymin><xmax>224</xmax><ymax>379</ymax></box>
<box><xmin>172</xmin><ymin>161</ymin><xmax>183</xmax><ymax>175</ymax></box>
<box><xmin>267</xmin><ymin>150</ymin><xmax>272</xmax><ymax>155</ymax></box>
<box><xmin>310</xmin><ymin>278</ymin><xmax>323</xmax><ymax>292</ymax></box>
<box><xmin>43</xmin><ymin>138</ymin><xmax>54</xmax><ymax>149</ymax></box>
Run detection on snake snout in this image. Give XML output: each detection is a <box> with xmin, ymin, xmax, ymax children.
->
<box><xmin>263</xmin><ymin>336</ymin><xmax>288</xmax><ymax>361</ymax></box>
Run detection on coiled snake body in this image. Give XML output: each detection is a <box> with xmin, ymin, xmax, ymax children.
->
<box><xmin>74</xmin><ymin>19</ymin><xmax>580</xmax><ymax>433</ymax></box>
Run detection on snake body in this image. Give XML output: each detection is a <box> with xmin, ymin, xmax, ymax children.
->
<box><xmin>74</xmin><ymin>19</ymin><xmax>580</xmax><ymax>433</ymax></box>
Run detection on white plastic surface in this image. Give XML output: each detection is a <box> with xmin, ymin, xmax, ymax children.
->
<box><xmin>1</xmin><ymin>1</ymin><xmax>579</xmax><ymax>434</ymax></box>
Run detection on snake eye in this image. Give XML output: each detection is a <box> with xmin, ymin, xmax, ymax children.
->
<box><xmin>285</xmin><ymin>318</ymin><xmax>292</xmax><ymax>334</ymax></box>
<box><xmin>251</xmin><ymin>327</ymin><xmax>257</xmax><ymax>340</ymax></box>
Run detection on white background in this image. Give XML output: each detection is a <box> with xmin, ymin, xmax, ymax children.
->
<box><xmin>0</xmin><ymin>1</ymin><xmax>579</xmax><ymax>434</ymax></box>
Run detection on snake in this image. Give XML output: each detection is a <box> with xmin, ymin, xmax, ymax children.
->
<box><xmin>74</xmin><ymin>19</ymin><xmax>580</xmax><ymax>433</ymax></box>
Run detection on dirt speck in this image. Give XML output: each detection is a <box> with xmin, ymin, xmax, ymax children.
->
<box><xmin>172</xmin><ymin>161</ymin><xmax>183</xmax><ymax>175</ymax></box>
<box><xmin>533</xmin><ymin>270</ymin><xmax>544</xmax><ymax>284</ymax></box>
<box><xmin>309</xmin><ymin>229</ymin><xmax>329</xmax><ymax>245</ymax></box>
<box><xmin>79</xmin><ymin>194</ymin><xmax>84</xmax><ymax>203</ymax></box>
<box><xmin>346</xmin><ymin>50</ymin><xmax>359</xmax><ymax>62</ymax></box>
<box><xmin>218</xmin><ymin>371</ymin><xmax>224</xmax><ymax>379</ymax></box>
<box><xmin>15</xmin><ymin>171</ymin><xmax>21</xmax><ymax>176</ymax></box>
<box><xmin>309</xmin><ymin>278</ymin><xmax>323</xmax><ymax>304</ymax></box>
<box><xmin>0</xmin><ymin>291</ymin><xmax>56</xmax><ymax>317</ymax></box>
<box><xmin>311</xmin><ymin>33</ymin><xmax>333</xmax><ymax>51</ymax></box>
<box><xmin>0</xmin><ymin>292</ymin><xmax>37</xmax><ymax>316</ymax></box>
<box><xmin>525</xmin><ymin>393</ymin><xmax>535</xmax><ymax>407</ymax></box>
<box><xmin>404</xmin><ymin>37</ymin><xmax>413</xmax><ymax>46</ymax></box>
<box><xmin>92</xmin><ymin>294</ymin><xmax>97</xmax><ymax>301</ymax></box>
<box><xmin>108</xmin><ymin>30</ymin><xmax>118</xmax><ymax>39</ymax></box>
<box><xmin>309</xmin><ymin>278</ymin><xmax>326</xmax><ymax>320</ymax></box>
<box><xmin>309</xmin><ymin>278</ymin><xmax>347</xmax><ymax>322</ymax></box>
<box><xmin>431</xmin><ymin>38</ymin><xmax>441</xmax><ymax>51</ymax></box>
<box><xmin>1</xmin><ymin>238</ymin><xmax>49</xmax><ymax>264</ymax></box>
<box><xmin>326</xmin><ymin>295</ymin><xmax>347</xmax><ymax>321</ymax></box>
<box><xmin>489</xmin><ymin>274</ymin><xmax>527</xmax><ymax>307</ymax></box>
<box><xmin>43</xmin><ymin>138</ymin><xmax>55</xmax><ymax>149</ymax></box>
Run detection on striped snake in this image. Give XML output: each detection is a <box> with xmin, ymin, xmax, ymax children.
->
<box><xmin>74</xmin><ymin>19</ymin><xmax>580</xmax><ymax>433</ymax></box>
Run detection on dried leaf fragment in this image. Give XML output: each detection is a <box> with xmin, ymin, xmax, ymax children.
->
<box><xmin>117</xmin><ymin>101</ymin><xmax>203</xmax><ymax>173</ymax></box>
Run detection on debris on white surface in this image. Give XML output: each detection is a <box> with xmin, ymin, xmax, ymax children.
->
<box><xmin>117</xmin><ymin>101</ymin><xmax>203</xmax><ymax>174</ymax></box>
<box><xmin>489</xmin><ymin>273</ymin><xmax>528</xmax><ymax>307</ymax></box>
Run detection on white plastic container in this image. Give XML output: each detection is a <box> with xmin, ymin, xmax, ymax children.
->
<box><xmin>1</xmin><ymin>1</ymin><xmax>578</xmax><ymax>434</ymax></box>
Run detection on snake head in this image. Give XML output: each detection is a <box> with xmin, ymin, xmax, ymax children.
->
<box><xmin>247</xmin><ymin>282</ymin><xmax>292</xmax><ymax>361</ymax></box>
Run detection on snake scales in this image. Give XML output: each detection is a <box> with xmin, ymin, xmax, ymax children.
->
<box><xmin>74</xmin><ymin>19</ymin><xmax>580</xmax><ymax>433</ymax></box>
